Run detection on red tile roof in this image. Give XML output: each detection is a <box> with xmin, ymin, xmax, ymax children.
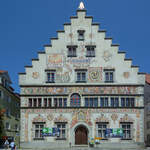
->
<box><xmin>146</xmin><ymin>74</ymin><xmax>150</xmax><ymax>84</ymax></box>
<box><xmin>0</xmin><ymin>70</ymin><xmax>7</xmax><ymax>73</ymax></box>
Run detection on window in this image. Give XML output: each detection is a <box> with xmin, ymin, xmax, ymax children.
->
<box><xmin>121</xmin><ymin>98</ymin><xmax>135</xmax><ymax>107</ymax></box>
<box><xmin>70</xmin><ymin>94</ymin><xmax>80</xmax><ymax>107</ymax></box>
<box><xmin>100</xmin><ymin>97</ymin><xmax>108</xmax><ymax>107</ymax></box>
<box><xmin>111</xmin><ymin>97</ymin><xmax>119</xmax><ymax>107</ymax></box>
<box><xmin>96</xmin><ymin>122</ymin><xmax>108</xmax><ymax>139</ymax></box>
<box><xmin>34</xmin><ymin>122</ymin><xmax>45</xmax><ymax>139</ymax></box>
<box><xmin>6</xmin><ymin>109</ymin><xmax>11</xmax><ymax>117</ymax></box>
<box><xmin>46</xmin><ymin>71</ymin><xmax>55</xmax><ymax>83</ymax></box>
<box><xmin>44</xmin><ymin>98</ymin><xmax>52</xmax><ymax>107</ymax></box>
<box><xmin>38</xmin><ymin>98</ymin><xmax>42</xmax><ymax>107</ymax></box>
<box><xmin>120</xmin><ymin>122</ymin><xmax>132</xmax><ymax>139</ymax></box>
<box><xmin>15</xmin><ymin>124</ymin><xmax>19</xmax><ymax>131</ymax></box>
<box><xmin>28</xmin><ymin>98</ymin><xmax>32</xmax><ymax>107</ymax></box>
<box><xmin>55</xmin><ymin>123</ymin><xmax>67</xmax><ymax>139</ymax></box>
<box><xmin>54</xmin><ymin>98</ymin><xmax>67</xmax><ymax>107</ymax></box>
<box><xmin>86</xmin><ymin>46</ymin><xmax>96</xmax><ymax>57</ymax></box>
<box><xmin>6</xmin><ymin>122</ymin><xmax>10</xmax><ymax>130</ymax></box>
<box><xmin>147</xmin><ymin>121</ymin><xmax>150</xmax><ymax>129</ymax></box>
<box><xmin>75</xmin><ymin>69</ymin><xmax>87</xmax><ymax>83</ymax></box>
<box><xmin>67</xmin><ymin>46</ymin><xmax>77</xmax><ymax>57</ymax></box>
<box><xmin>85</xmin><ymin>97</ymin><xmax>98</xmax><ymax>107</ymax></box>
<box><xmin>78</xmin><ymin>30</ymin><xmax>85</xmax><ymax>41</ymax></box>
<box><xmin>104</xmin><ymin>69</ymin><xmax>114</xmax><ymax>82</ymax></box>
<box><xmin>33</xmin><ymin>98</ymin><xmax>37</xmax><ymax>107</ymax></box>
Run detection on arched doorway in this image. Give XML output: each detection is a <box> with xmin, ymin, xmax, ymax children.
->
<box><xmin>75</xmin><ymin>125</ymin><xmax>88</xmax><ymax>145</ymax></box>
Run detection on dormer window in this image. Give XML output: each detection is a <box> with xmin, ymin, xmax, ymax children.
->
<box><xmin>86</xmin><ymin>45</ymin><xmax>96</xmax><ymax>57</ymax></box>
<box><xmin>78</xmin><ymin>30</ymin><xmax>85</xmax><ymax>41</ymax></box>
<box><xmin>45</xmin><ymin>70</ymin><xmax>56</xmax><ymax>83</ymax></box>
<box><xmin>67</xmin><ymin>45</ymin><xmax>77</xmax><ymax>57</ymax></box>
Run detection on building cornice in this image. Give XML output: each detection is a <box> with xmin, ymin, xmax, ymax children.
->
<box><xmin>20</xmin><ymin>84</ymin><xmax>145</xmax><ymax>87</ymax></box>
<box><xmin>20</xmin><ymin>107</ymin><xmax>144</xmax><ymax>109</ymax></box>
<box><xmin>20</xmin><ymin>94</ymin><xmax>144</xmax><ymax>97</ymax></box>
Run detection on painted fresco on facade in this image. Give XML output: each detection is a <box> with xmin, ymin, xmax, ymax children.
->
<box><xmin>21</xmin><ymin>86</ymin><xmax>141</xmax><ymax>95</ymax></box>
<box><xmin>47</xmin><ymin>54</ymin><xmax>63</xmax><ymax>68</ymax></box>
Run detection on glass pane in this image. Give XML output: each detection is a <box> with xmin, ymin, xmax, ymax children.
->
<box><xmin>98</xmin><ymin>124</ymin><xmax>102</xmax><ymax>128</ymax></box>
<box><xmin>105</xmin><ymin>72</ymin><xmax>109</xmax><ymax>81</ymax></box>
<box><xmin>121</xmin><ymin>98</ymin><xmax>125</xmax><ymax>107</ymax></box>
<box><xmin>62</xmin><ymin>130</ymin><xmax>65</xmax><ymax>138</ymax></box>
<box><xmin>100</xmin><ymin>98</ymin><xmax>104</xmax><ymax>107</ymax></box>
<box><xmin>105</xmin><ymin>98</ymin><xmax>108</xmax><ymax>107</ymax></box>
<box><xmin>63</xmin><ymin>98</ymin><xmax>67</xmax><ymax>107</ymax></box>
<box><xmin>94</xmin><ymin>98</ymin><xmax>98</xmax><ymax>107</ymax></box>
<box><xmin>82</xmin><ymin>72</ymin><xmax>86</xmax><ymax>81</ymax></box>
<box><xmin>90</xmin><ymin>98</ymin><xmax>93</xmax><ymax>107</ymax></box>
<box><xmin>59</xmin><ymin>98</ymin><xmax>62</xmax><ymax>107</ymax></box>
<box><xmin>35</xmin><ymin>125</ymin><xmax>39</xmax><ymax>128</ymax></box>
<box><xmin>85</xmin><ymin>98</ymin><xmax>89</xmax><ymax>107</ymax></box>
<box><xmin>35</xmin><ymin>130</ymin><xmax>39</xmax><ymax>138</ymax></box>
<box><xmin>111</xmin><ymin>98</ymin><xmax>114</xmax><ymax>107</ymax></box>
<box><xmin>77</xmin><ymin>73</ymin><xmax>81</xmax><ymax>81</ymax></box>
<box><xmin>62</xmin><ymin>124</ymin><xmax>66</xmax><ymax>128</ymax></box>
<box><xmin>110</xmin><ymin>72</ymin><xmax>113</xmax><ymax>81</ymax></box>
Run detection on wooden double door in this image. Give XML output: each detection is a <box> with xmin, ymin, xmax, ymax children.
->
<box><xmin>75</xmin><ymin>126</ymin><xmax>88</xmax><ymax>145</ymax></box>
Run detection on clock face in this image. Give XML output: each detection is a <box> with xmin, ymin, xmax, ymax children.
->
<box><xmin>90</xmin><ymin>71</ymin><xmax>99</xmax><ymax>80</ymax></box>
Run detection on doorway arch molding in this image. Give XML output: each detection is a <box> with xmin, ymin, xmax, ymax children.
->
<box><xmin>70</xmin><ymin>122</ymin><xmax>92</xmax><ymax>146</ymax></box>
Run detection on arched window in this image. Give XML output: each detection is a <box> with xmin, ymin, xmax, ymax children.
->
<box><xmin>70</xmin><ymin>93</ymin><xmax>81</xmax><ymax>107</ymax></box>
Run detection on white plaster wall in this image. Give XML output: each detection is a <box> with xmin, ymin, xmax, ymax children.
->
<box><xmin>19</xmin><ymin>11</ymin><xmax>145</xmax><ymax>86</ymax></box>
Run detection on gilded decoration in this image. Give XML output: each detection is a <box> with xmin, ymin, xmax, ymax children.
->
<box><xmin>71</xmin><ymin>110</ymin><xmax>92</xmax><ymax>128</ymax></box>
<box><xmin>95</xmin><ymin>114</ymin><xmax>109</xmax><ymax>122</ymax></box>
<box><xmin>32</xmin><ymin>72</ymin><xmax>39</xmax><ymax>79</ymax></box>
<box><xmin>47</xmin><ymin>114</ymin><xmax>54</xmax><ymax>121</ymax></box>
<box><xmin>103</xmin><ymin>51</ymin><xmax>112</xmax><ymax>62</ymax></box>
<box><xmin>32</xmin><ymin>114</ymin><xmax>46</xmax><ymax>123</ymax></box>
<box><xmin>120</xmin><ymin>114</ymin><xmax>134</xmax><ymax>122</ymax></box>
<box><xmin>111</xmin><ymin>113</ymin><xmax>118</xmax><ymax>123</ymax></box>
<box><xmin>88</xmin><ymin>67</ymin><xmax>103</xmax><ymax>82</ymax></box>
<box><xmin>54</xmin><ymin>114</ymin><xmax>68</xmax><ymax>122</ymax></box>
<box><xmin>22</xmin><ymin>86</ymin><xmax>140</xmax><ymax>95</ymax></box>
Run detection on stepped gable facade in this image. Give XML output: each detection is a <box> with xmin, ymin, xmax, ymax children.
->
<box><xmin>19</xmin><ymin>8</ymin><xmax>145</xmax><ymax>149</ymax></box>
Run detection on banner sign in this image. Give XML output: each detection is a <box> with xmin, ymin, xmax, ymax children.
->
<box><xmin>42</xmin><ymin>127</ymin><xmax>60</xmax><ymax>136</ymax></box>
<box><xmin>106</xmin><ymin>128</ymin><xmax>123</xmax><ymax>138</ymax></box>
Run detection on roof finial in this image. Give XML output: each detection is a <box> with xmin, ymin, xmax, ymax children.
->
<box><xmin>79</xmin><ymin>1</ymin><xmax>85</xmax><ymax>10</ymax></box>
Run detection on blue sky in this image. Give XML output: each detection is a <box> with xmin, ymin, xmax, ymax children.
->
<box><xmin>0</xmin><ymin>0</ymin><xmax>150</xmax><ymax>93</ymax></box>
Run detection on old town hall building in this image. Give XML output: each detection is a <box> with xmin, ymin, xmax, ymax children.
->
<box><xmin>19</xmin><ymin>3</ymin><xmax>145</xmax><ymax>149</ymax></box>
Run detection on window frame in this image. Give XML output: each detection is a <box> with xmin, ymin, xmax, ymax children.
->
<box><xmin>85</xmin><ymin>45</ymin><xmax>96</xmax><ymax>57</ymax></box>
<box><xmin>96</xmin><ymin>122</ymin><xmax>108</xmax><ymax>139</ymax></box>
<box><xmin>120</xmin><ymin>122</ymin><xmax>133</xmax><ymax>140</ymax></box>
<box><xmin>70</xmin><ymin>94</ymin><xmax>81</xmax><ymax>107</ymax></box>
<box><xmin>100</xmin><ymin>97</ymin><xmax>109</xmax><ymax>107</ymax></box>
<box><xmin>84</xmin><ymin>97</ymin><xmax>98</xmax><ymax>107</ymax></box>
<box><xmin>104</xmin><ymin>69</ymin><xmax>114</xmax><ymax>83</ymax></box>
<box><xmin>46</xmin><ymin>70</ymin><xmax>56</xmax><ymax>83</ymax></box>
<box><xmin>67</xmin><ymin>45</ymin><xmax>77</xmax><ymax>57</ymax></box>
<box><xmin>75</xmin><ymin>69</ymin><xmax>87</xmax><ymax>83</ymax></box>
<box><xmin>33</xmin><ymin>122</ymin><xmax>45</xmax><ymax>140</ymax></box>
<box><xmin>55</xmin><ymin>122</ymin><xmax>67</xmax><ymax>140</ymax></box>
<box><xmin>77</xmin><ymin>30</ymin><xmax>85</xmax><ymax>41</ymax></box>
